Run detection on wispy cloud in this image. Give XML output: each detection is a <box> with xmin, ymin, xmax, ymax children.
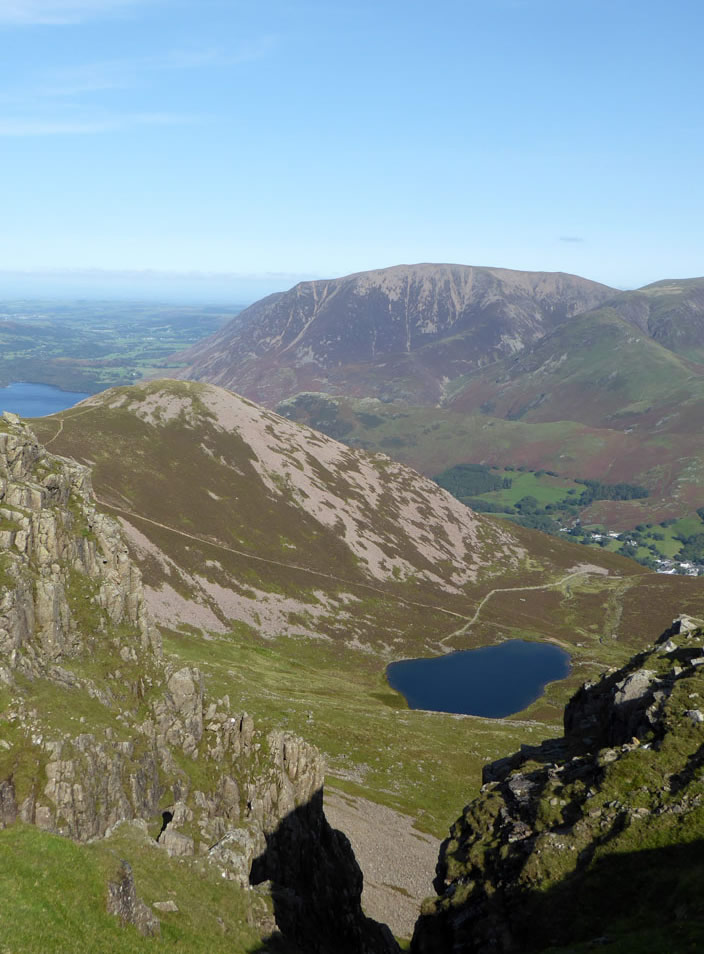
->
<box><xmin>0</xmin><ymin>33</ymin><xmax>277</xmax><ymax>134</ymax></box>
<box><xmin>32</xmin><ymin>40</ymin><xmax>277</xmax><ymax>96</ymax></box>
<box><xmin>33</xmin><ymin>50</ymin><xmax>228</xmax><ymax>97</ymax></box>
<box><xmin>0</xmin><ymin>0</ymin><xmax>146</xmax><ymax>25</ymax></box>
<box><xmin>0</xmin><ymin>35</ymin><xmax>278</xmax><ymax>107</ymax></box>
<box><xmin>559</xmin><ymin>236</ymin><xmax>585</xmax><ymax>243</ymax></box>
<box><xmin>0</xmin><ymin>112</ymin><xmax>196</xmax><ymax>135</ymax></box>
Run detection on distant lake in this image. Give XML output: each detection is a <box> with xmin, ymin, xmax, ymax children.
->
<box><xmin>0</xmin><ymin>382</ymin><xmax>91</xmax><ymax>418</ymax></box>
<box><xmin>386</xmin><ymin>640</ymin><xmax>571</xmax><ymax>718</ymax></box>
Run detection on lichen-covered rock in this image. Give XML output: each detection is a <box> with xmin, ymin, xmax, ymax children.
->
<box><xmin>161</xmin><ymin>828</ymin><xmax>195</xmax><ymax>858</ymax></box>
<box><xmin>107</xmin><ymin>860</ymin><xmax>161</xmax><ymax>937</ymax></box>
<box><xmin>0</xmin><ymin>421</ymin><xmax>160</xmax><ymax>668</ymax></box>
<box><xmin>209</xmin><ymin>826</ymin><xmax>265</xmax><ymax>885</ymax></box>
<box><xmin>0</xmin><ymin>777</ymin><xmax>16</xmax><ymax>827</ymax></box>
<box><xmin>413</xmin><ymin>617</ymin><xmax>704</xmax><ymax>954</ymax></box>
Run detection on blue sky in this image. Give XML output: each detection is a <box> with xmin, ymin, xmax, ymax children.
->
<box><xmin>0</xmin><ymin>0</ymin><xmax>702</xmax><ymax>301</ymax></box>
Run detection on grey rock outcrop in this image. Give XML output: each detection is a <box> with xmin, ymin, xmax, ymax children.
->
<box><xmin>0</xmin><ymin>776</ymin><xmax>16</xmax><ymax>826</ymax></box>
<box><xmin>562</xmin><ymin>616</ymin><xmax>704</xmax><ymax>749</ymax></box>
<box><xmin>412</xmin><ymin>616</ymin><xmax>704</xmax><ymax>954</ymax></box>
<box><xmin>0</xmin><ymin>421</ymin><xmax>160</xmax><ymax>671</ymax></box>
<box><xmin>107</xmin><ymin>860</ymin><xmax>161</xmax><ymax>937</ymax></box>
<box><xmin>153</xmin><ymin>900</ymin><xmax>178</xmax><ymax>913</ymax></box>
<box><xmin>0</xmin><ymin>421</ymin><xmax>319</xmax><ymax>848</ymax></box>
<box><xmin>0</xmin><ymin>417</ymin><xmax>393</xmax><ymax>952</ymax></box>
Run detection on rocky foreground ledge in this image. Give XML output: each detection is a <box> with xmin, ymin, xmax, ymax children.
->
<box><xmin>412</xmin><ymin>615</ymin><xmax>704</xmax><ymax>953</ymax></box>
<box><xmin>0</xmin><ymin>414</ymin><xmax>395</xmax><ymax>953</ymax></box>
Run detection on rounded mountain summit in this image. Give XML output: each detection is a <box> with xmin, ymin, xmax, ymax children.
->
<box><xmin>173</xmin><ymin>264</ymin><xmax>616</xmax><ymax>406</ymax></box>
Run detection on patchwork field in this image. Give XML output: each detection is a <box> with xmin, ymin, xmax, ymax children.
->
<box><xmin>0</xmin><ymin>300</ymin><xmax>242</xmax><ymax>393</ymax></box>
<box><xmin>277</xmin><ymin>393</ymin><xmax>704</xmax><ymax>529</ymax></box>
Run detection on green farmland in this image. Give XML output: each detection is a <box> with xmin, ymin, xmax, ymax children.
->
<box><xmin>434</xmin><ymin>464</ymin><xmax>704</xmax><ymax>571</ymax></box>
<box><xmin>0</xmin><ymin>299</ymin><xmax>244</xmax><ymax>393</ymax></box>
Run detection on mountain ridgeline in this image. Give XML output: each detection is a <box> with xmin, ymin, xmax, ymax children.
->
<box><xmin>163</xmin><ymin>263</ymin><xmax>701</xmax><ymax>528</ymax></box>
<box><xmin>602</xmin><ymin>277</ymin><xmax>704</xmax><ymax>363</ymax></box>
<box><xmin>173</xmin><ymin>265</ymin><xmax>704</xmax><ymax>418</ymax></box>
<box><xmin>174</xmin><ymin>264</ymin><xmax>616</xmax><ymax>405</ymax></box>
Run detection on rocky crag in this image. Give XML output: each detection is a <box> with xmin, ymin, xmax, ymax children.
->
<box><xmin>0</xmin><ymin>412</ymin><xmax>395</xmax><ymax>952</ymax></box>
<box><xmin>412</xmin><ymin>616</ymin><xmax>704</xmax><ymax>953</ymax></box>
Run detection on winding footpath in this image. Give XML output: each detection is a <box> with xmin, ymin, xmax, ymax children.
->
<box><xmin>44</xmin><ymin>406</ymin><xmax>95</xmax><ymax>446</ymax></box>
<box><xmin>95</xmin><ymin>495</ymin><xmax>473</xmax><ymax>623</ymax></box>
<box><xmin>98</xmin><ymin>495</ymin><xmax>600</xmax><ymax>650</ymax></box>
<box><xmin>438</xmin><ymin>567</ymin><xmax>604</xmax><ymax>649</ymax></box>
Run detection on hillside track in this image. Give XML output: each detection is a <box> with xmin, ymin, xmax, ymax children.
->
<box><xmin>438</xmin><ymin>567</ymin><xmax>606</xmax><ymax>650</ymax></box>
<box><xmin>96</xmin><ymin>494</ymin><xmax>601</xmax><ymax>653</ymax></box>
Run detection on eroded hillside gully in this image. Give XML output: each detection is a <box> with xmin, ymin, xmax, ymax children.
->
<box><xmin>2</xmin><ymin>399</ymin><xmax>704</xmax><ymax>953</ymax></box>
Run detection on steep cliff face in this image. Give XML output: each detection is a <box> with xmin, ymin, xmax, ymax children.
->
<box><xmin>174</xmin><ymin>264</ymin><xmax>615</xmax><ymax>405</ymax></box>
<box><xmin>413</xmin><ymin>616</ymin><xmax>704</xmax><ymax>953</ymax></box>
<box><xmin>0</xmin><ymin>413</ymin><xmax>394</xmax><ymax>951</ymax></box>
<box><xmin>0</xmin><ymin>411</ymin><xmax>161</xmax><ymax>674</ymax></box>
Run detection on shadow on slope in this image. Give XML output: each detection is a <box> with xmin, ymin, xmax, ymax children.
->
<box><xmin>414</xmin><ymin>839</ymin><xmax>704</xmax><ymax>954</ymax></box>
<box><xmin>249</xmin><ymin>789</ymin><xmax>398</xmax><ymax>954</ymax></box>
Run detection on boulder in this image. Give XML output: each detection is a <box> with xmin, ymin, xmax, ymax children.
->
<box><xmin>160</xmin><ymin>829</ymin><xmax>195</xmax><ymax>858</ymax></box>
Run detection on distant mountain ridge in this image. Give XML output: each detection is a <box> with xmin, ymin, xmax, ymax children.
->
<box><xmin>598</xmin><ymin>277</ymin><xmax>704</xmax><ymax>363</ymax></box>
<box><xmin>447</xmin><ymin>304</ymin><xmax>704</xmax><ymax>428</ymax></box>
<box><xmin>173</xmin><ymin>264</ymin><xmax>616</xmax><ymax>405</ymax></box>
<box><xmin>170</xmin><ymin>263</ymin><xmax>704</xmax><ymax>529</ymax></box>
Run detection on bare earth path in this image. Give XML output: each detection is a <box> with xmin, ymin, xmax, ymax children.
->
<box><xmin>324</xmin><ymin>789</ymin><xmax>441</xmax><ymax>940</ymax></box>
<box><xmin>95</xmin><ymin>497</ymin><xmax>605</xmax><ymax>654</ymax></box>
<box><xmin>438</xmin><ymin>564</ymin><xmax>609</xmax><ymax>649</ymax></box>
<box><xmin>43</xmin><ymin>406</ymin><xmax>95</xmax><ymax>445</ymax></box>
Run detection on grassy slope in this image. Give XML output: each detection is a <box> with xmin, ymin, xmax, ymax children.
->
<box><xmin>444</xmin><ymin>310</ymin><xmax>704</xmax><ymax>519</ymax></box>
<box><xmin>277</xmin><ymin>390</ymin><xmax>704</xmax><ymax>528</ymax></box>
<box><xmin>0</xmin><ymin>824</ymin><xmax>285</xmax><ymax>954</ymax></box>
<box><xmin>607</xmin><ymin>276</ymin><xmax>704</xmax><ymax>364</ymax></box>
<box><xmin>449</xmin><ymin>308</ymin><xmax>704</xmax><ymax>426</ymax></box>
<box><xmin>274</xmin><ymin>301</ymin><xmax>704</xmax><ymax>525</ymax></box>
<box><xmin>470</xmin><ymin>469</ymin><xmax>579</xmax><ymax>508</ymax></box>
<box><xmin>31</xmin><ymin>381</ymin><xmax>704</xmax><ymax>839</ymax></box>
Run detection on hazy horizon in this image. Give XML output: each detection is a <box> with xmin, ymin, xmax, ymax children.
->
<box><xmin>2</xmin><ymin>0</ymin><xmax>702</xmax><ymax>292</ymax></box>
<box><xmin>0</xmin><ymin>263</ymin><xmax>682</xmax><ymax>306</ymax></box>
<box><xmin>0</xmin><ymin>267</ymin><xmax>308</xmax><ymax>304</ymax></box>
